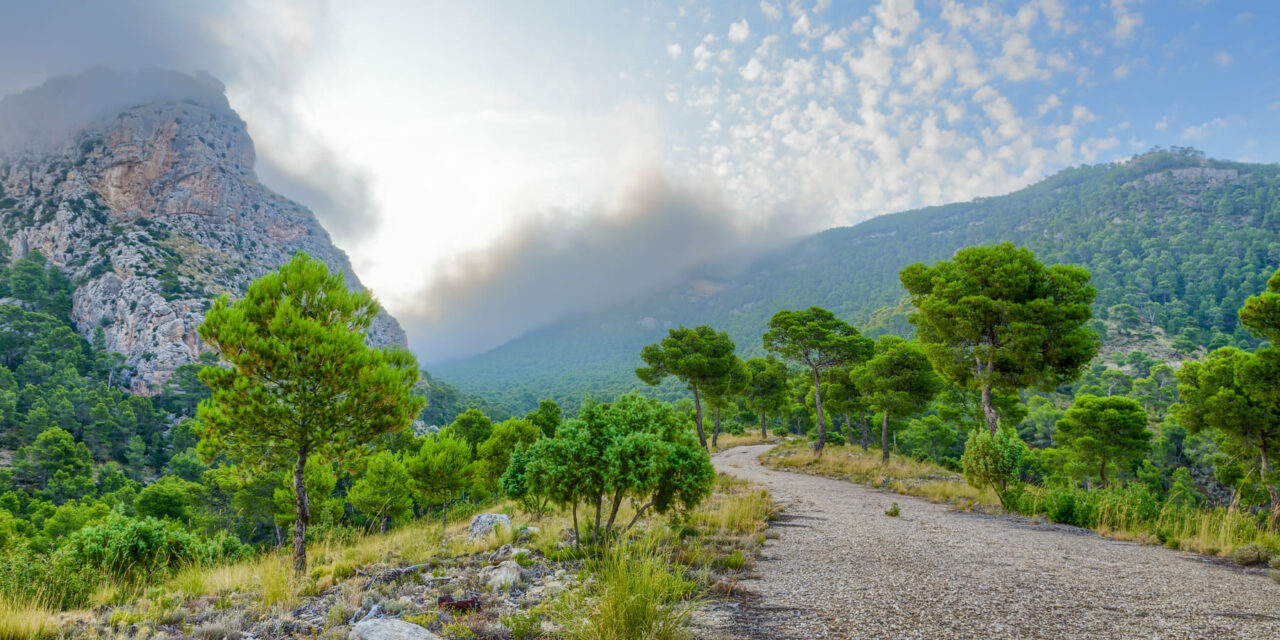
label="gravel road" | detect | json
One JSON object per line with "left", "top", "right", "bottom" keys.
{"left": 709, "top": 444, "right": 1280, "bottom": 639}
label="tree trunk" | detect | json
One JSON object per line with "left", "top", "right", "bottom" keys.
{"left": 692, "top": 387, "right": 707, "bottom": 449}
{"left": 380, "top": 515, "right": 388, "bottom": 534}
{"left": 811, "top": 367, "right": 827, "bottom": 455}
{"left": 977, "top": 356, "right": 999, "bottom": 435}
{"left": 760, "top": 411, "right": 768, "bottom": 439}
{"left": 859, "top": 410, "right": 870, "bottom": 451}
{"left": 571, "top": 501, "right": 580, "bottom": 548}
{"left": 980, "top": 381, "right": 999, "bottom": 435}
{"left": 292, "top": 448, "right": 310, "bottom": 574}
{"left": 593, "top": 494, "right": 603, "bottom": 543}
{"left": 604, "top": 488, "right": 624, "bottom": 538}
{"left": 843, "top": 411, "right": 852, "bottom": 442}
{"left": 881, "top": 411, "right": 891, "bottom": 463}
{"left": 931, "top": 441, "right": 937, "bottom": 464}
{"left": 712, "top": 407, "right": 722, "bottom": 448}
{"left": 1260, "top": 440, "right": 1279, "bottom": 523}
{"left": 1099, "top": 456, "right": 1108, "bottom": 488}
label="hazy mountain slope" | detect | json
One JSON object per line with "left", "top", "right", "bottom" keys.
{"left": 435, "top": 149, "right": 1280, "bottom": 413}
{"left": 0, "top": 70, "right": 405, "bottom": 393}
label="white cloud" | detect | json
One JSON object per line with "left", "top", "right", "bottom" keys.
{"left": 1112, "top": 63, "right": 1130, "bottom": 78}
{"left": 666, "top": 43, "right": 682, "bottom": 59}
{"left": 760, "top": 1, "right": 781, "bottom": 20}
{"left": 740, "top": 57, "right": 764, "bottom": 81}
{"left": 1037, "top": 93, "right": 1061, "bottom": 116}
{"left": 1072, "top": 105, "right": 1095, "bottom": 122}
{"left": 1181, "top": 118, "right": 1226, "bottom": 140}
{"left": 1109, "top": 0, "right": 1142, "bottom": 45}
{"left": 692, "top": 44, "right": 714, "bottom": 71}
{"left": 729, "top": 19, "right": 750, "bottom": 43}
{"left": 822, "top": 31, "right": 846, "bottom": 51}
{"left": 1213, "top": 51, "right": 1233, "bottom": 67}
{"left": 1154, "top": 115, "right": 1169, "bottom": 130}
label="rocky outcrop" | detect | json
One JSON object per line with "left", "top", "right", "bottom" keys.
{"left": 0, "top": 70, "right": 407, "bottom": 393}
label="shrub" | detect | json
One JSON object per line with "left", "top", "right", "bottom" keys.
{"left": 549, "top": 535, "right": 700, "bottom": 640}
{"left": 885, "top": 502, "right": 900, "bottom": 517}
{"left": 62, "top": 516, "right": 247, "bottom": 587}
{"left": 961, "top": 428, "right": 1025, "bottom": 509}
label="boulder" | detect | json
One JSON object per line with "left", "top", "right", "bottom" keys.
{"left": 467, "top": 513, "right": 512, "bottom": 540}
{"left": 480, "top": 560, "right": 522, "bottom": 591}
{"left": 349, "top": 619, "right": 439, "bottom": 640}
{"left": 487, "top": 544, "right": 532, "bottom": 564}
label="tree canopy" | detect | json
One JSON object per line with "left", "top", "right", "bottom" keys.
{"left": 636, "top": 325, "right": 740, "bottom": 449}
{"left": 764, "top": 307, "right": 873, "bottom": 453}
{"left": 901, "top": 243, "right": 1098, "bottom": 435}
{"left": 196, "top": 253, "right": 423, "bottom": 571}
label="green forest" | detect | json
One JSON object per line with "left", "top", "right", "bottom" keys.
{"left": 435, "top": 149, "right": 1280, "bottom": 415}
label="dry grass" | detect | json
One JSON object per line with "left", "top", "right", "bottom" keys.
{"left": 710, "top": 432, "right": 772, "bottom": 452}
{"left": 692, "top": 475, "right": 777, "bottom": 535}
{"left": 765, "top": 441, "right": 998, "bottom": 506}
{"left": 0, "top": 595, "right": 60, "bottom": 640}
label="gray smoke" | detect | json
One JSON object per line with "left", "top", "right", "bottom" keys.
{"left": 0, "top": 0, "right": 378, "bottom": 244}
{"left": 401, "top": 170, "right": 801, "bottom": 364}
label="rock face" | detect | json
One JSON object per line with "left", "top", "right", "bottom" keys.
{"left": 349, "top": 619, "right": 439, "bottom": 640}
{"left": 467, "top": 513, "right": 512, "bottom": 540}
{"left": 0, "top": 70, "right": 407, "bottom": 393}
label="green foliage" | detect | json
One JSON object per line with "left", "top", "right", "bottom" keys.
{"left": 514, "top": 394, "right": 714, "bottom": 544}
{"left": 448, "top": 408, "right": 494, "bottom": 451}
{"left": 1239, "top": 266, "right": 1280, "bottom": 344}
{"left": 961, "top": 428, "right": 1026, "bottom": 509}
{"left": 525, "top": 399, "right": 563, "bottom": 438}
{"left": 1055, "top": 395, "right": 1150, "bottom": 487}
{"left": 742, "top": 356, "right": 791, "bottom": 438}
{"left": 476, "top": 418, "right": 540, "bottom": 491}
{"left": 1176, "top": 346, "right": 1280, "bottom": 504}
{"left": 637, "top": 325, "right": 741, "bottom": 449}
{"left": 348, "top": 451, "right": 414, "bottom": 530}
{"left": 855, "top": 336, "right": 943, "bottom": 461}
{"left": 63, "top": 515, "right": 247, "bottom": 587}
{"left": 405, "top": 430, "right": 474, "bottom": 522}
{"left": 134, "top": 475, "right": 205, "bottom": 521}
{"left": 764, "top": 307, "right": 873, "bottom": 452}
{"left": 885, "top": 502, "right": 900, "bottom": 517}
{"left": 902, "top": 243, "right": 1098, "bottom": 434}
{"left": 196, "top": 252, "right": 424, "bottom": 571}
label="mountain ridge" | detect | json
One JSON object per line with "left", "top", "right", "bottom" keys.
{"left": 0, "top": 69, "right": 406, "bottom": 393}
{"left": 434, "top": 147, "right": 1280, "bottom": 414}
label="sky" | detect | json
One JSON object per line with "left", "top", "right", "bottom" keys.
{"left": 0, "top": 1, "right": 1278, "bottom": 364}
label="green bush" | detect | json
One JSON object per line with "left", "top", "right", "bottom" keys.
{"left": 62, "top": 516, "right": 247, "bottom": 586}
{"left": 961, "top": 428, "right": 1025, "bottom": 509}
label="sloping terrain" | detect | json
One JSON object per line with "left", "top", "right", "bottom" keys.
{"left": 437, "top": 150, "right": 1280, "bottom": 412}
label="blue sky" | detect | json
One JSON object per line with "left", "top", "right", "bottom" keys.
{"left": 1, "top": 1, "right": 1277, "bottom": 361}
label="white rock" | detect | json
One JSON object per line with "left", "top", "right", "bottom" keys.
{"left": 467, "top": 513, "right": 512, "bottom": 539}
{"left": 480, "top": 560, "right": 522, "bottom": 591}
{"left": 349, "top": 619, "right": 439, "bottom": 640}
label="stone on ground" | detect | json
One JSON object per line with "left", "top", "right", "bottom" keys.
{"left": 468, "top": 513, "right": 512, "bottom": 539}
{"left": 350, "top": 618, "right": 440, "bottom": 640}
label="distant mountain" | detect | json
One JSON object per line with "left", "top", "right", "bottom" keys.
{"left": 0, "top": 69, "right": 405, "bottom": 393}
{"left": 435, "top": 148, "right": 1280, "bottom": 414}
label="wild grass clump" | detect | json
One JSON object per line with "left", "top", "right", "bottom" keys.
{"left": 549, "top": 534, "right": 701, "bottom": 640}
{"left": 0, "top": 594, "right": 59, "bottom": 640}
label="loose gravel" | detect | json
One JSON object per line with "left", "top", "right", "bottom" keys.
{"left": 709, "top": 444, "right": 1280, "bottom": 640}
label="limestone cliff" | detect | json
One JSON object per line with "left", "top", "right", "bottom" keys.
{"left": 0, "top": 69, "right": 407, "bottom": 393}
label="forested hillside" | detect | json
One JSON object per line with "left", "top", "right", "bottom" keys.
{"left": 436, "top": 148, "right": 1280, "bottom": 414}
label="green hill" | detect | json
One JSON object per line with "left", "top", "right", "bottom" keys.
{"left": 433, "top": 149, "right": 1280, "bottom": 414}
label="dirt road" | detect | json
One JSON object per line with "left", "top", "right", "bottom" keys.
{"left": 710, "top": 444, "right": 1279, "bottom": 639}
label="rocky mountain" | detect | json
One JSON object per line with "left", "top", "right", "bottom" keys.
{"left": 0, "top": 69, "right": 405, "bottom": 393}
{"left": 435, "top": 148, "right": 1280, "bottom": 414}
